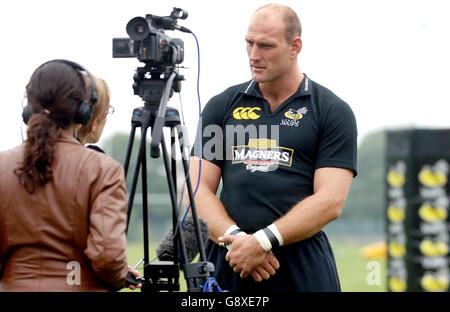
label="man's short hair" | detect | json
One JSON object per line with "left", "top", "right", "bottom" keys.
{"left": 255, "top": 3, "right": 302, "bottom": 42}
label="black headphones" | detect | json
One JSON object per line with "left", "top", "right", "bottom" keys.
{"left": 22, "top": 59, "right": 98, "bottom": 125}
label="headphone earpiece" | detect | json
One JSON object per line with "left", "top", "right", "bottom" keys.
{"left": 22, "top": 59, "right": 97, "bottom": 125}
{"left": 73, "top": 100, "right": 93, "bottom": 125}
{"left": 22, "top": 104, "right": 32, "bottom": 125}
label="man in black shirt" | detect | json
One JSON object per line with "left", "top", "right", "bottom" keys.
{"left": 190, "top": 3, "right": 357, "bottom": 291}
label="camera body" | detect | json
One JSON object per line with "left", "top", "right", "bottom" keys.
{"left": 113, "top": 8, "right": 187, "bottom": 67}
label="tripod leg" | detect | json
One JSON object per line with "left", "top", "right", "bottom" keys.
{"left": 126, "top": 127, "right": 148, "bottom": 233}
{"left": 140, "top": 128, "right": 150, "bottom": 265}
{"left": 171, "top": 127, "right": 177, "bottom": 208}
{"left": 170, "top": 127, "right": 179, "bottom": 265}
{"left": 123, "top": 125, "right": 136, "bottom": 232}
{"left": 123, "top": 125, "right": 136, "bottom": 176}
{"left": 170, "top": 127, "right": 177, "bottom": 190}
{"left": 160, "top": 136, "right": 195, "bottom": 290}
{"left": 176, "top": 125, "right": 208, "bottom": 262}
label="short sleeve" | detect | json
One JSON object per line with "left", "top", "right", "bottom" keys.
{"left": 191, "top": 93, "right": 227, "bottom": 169}
{"left": 315, "top": 99, "right": 358, "bottom": 177}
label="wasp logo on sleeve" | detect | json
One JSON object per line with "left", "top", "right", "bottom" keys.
{"left": 280, "top": 107, "right": 308, "bottom": 127}
{"left": 233, "top": 107, "right": 262, "bottom": 120}
{"left": 232, "top": 138, "right": 293, "bottom": 173}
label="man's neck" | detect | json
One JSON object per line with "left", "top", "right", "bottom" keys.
{"left": 259, "top": 70, "right": 304, "bottom": 112}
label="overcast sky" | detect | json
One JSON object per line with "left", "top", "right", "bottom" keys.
{"left": 1, "top": 0, "right": 449, "bottom": 152}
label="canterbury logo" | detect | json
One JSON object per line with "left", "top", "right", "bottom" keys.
{"left": 233, "top": 107, "right": 262, "bottom": 120}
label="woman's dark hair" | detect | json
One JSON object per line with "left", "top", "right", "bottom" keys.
{"left": 14, "top": 61, "right": 88, "bottom": 193}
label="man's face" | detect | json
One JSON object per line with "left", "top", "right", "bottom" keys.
{"left": 245, "top": 11, "right": 294, "bottom": 84}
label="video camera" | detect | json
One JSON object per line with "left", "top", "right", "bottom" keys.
{"left": 112, "top": 8, "right": 188, "bottom": 66}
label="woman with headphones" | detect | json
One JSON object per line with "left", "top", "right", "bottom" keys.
{"left": 0, "top": 60, "right": 141, "bottom": 291}
{"left": 77, "top": 72, "right": 114, "bottom": 152}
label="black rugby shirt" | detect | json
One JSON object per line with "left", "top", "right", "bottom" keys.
{"left": 193, "top": 74, "right": 357, "bottom": 232}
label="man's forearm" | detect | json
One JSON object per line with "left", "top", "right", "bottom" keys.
{"left": 274, "top": 167, "right": 353, "bottom": 246}
{"left": 193, "top": 188, "right": 236, "bottom": 243}
{"left": 188, "top": 157, "right": 239, "bottom": 244}
{"left": 274, "top": 192, "right": 340, "bottom": 245}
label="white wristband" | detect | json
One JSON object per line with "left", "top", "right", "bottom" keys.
{"left": 267, "top": 223, "right": 284, "bottom": 246}
{"left": 253, "top": 229, "right": 272, "bottom": 251}
{"left": 222, "top": 225, "right": 246, "bottom": 250}
{"left": 224, "top": 225, "right": 240, "bottom": 237}
{"left": 253, "top": 224, "right": 284, "bottom": 252}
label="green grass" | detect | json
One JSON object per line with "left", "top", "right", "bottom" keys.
{"left": 331, "top": 239, "right": 387, "bottom": 292}
{"left": 124, "top": 239, "right": 387, "bottom": 292}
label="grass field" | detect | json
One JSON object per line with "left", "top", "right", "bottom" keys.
{"left": 124, "top": 238, "right": 387, "bottom": 292}
{"left": 330, "top": 238, "right": 387, "bottom": 292}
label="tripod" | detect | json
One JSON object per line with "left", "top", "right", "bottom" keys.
{"left": 123, "top": 67, "right": 214, "bottom": 292}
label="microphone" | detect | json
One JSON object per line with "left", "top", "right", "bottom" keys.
{"left": 174, "top": 24, "right": 191, "bottom": 33}
{"left": 156, "top": 214, "right": 209, "bottom": 263}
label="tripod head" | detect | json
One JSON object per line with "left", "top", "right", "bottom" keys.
{"left": 133, "top": 64, "right": 184, "bottom": 105}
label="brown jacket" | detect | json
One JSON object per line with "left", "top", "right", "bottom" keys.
{"left": 0, "top": 132, "right": 128, "bottom": 291}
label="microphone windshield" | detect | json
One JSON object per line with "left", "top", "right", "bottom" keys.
{"left": 156, "top": 214, "right": 209, "bottom": 263}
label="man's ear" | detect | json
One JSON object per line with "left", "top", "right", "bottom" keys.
{"left": 290, "top": 37, "right": 302, "bottom": 56}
